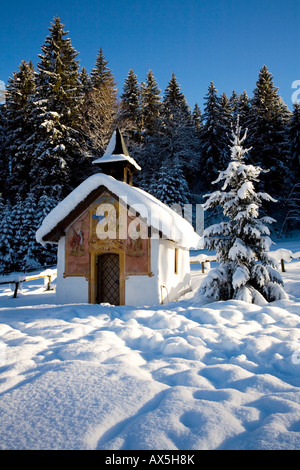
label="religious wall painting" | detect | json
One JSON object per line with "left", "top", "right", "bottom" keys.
{"left": 90, "top": 192, "right": 121, "bottom": 242}
{"left": 125, "top": 212, "right": 150, "bottom": 275}
{"left": 65, "top": 210, "right": 90, "bottom": 276}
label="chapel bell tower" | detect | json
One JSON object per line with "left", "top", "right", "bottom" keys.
{"left": 92, "top": 128, "right": 141, "bottom": 185}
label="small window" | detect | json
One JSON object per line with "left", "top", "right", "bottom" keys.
{"left": 174, "top": 248, "right": 178, "bottom": 274}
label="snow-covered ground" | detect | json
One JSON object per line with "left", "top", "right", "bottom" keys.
{"left": 0, "top": 236, "right": 300, "bottom": 450}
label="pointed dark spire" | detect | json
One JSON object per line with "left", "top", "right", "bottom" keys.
{"left": 92, "top": 128, "right": 141, "bottom": 185}
{"left": 112, "top": 128, "right": 130, "bottom": 156}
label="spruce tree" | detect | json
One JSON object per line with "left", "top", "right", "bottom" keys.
{"left": 28, "top": 192, "right": 57, "bottom": 268}
{"left": 0, "top": 202, "right": 14, "bottom": 273}
{"left": 140, "top": 70, "right": 162, "bottom": 136}
{"left": 281, "top": 103, "right": 300, "bottom": 233}
{"left": 236, "top": 90, "right": 251, "bottom": 130}
{"left": 135, "top": 71, "right": 162, "bottom": 189}
{"left": 197, "top": 81, "right": 224, "bottom": 194}
{"left": 29, "top": 16, "right": 87, "bottom": 201}
{"left": 81, "top": 48, "right": 118, "bottom": 155}
{"left": 150, "top": 157, "right": 190, "bottom": 208}
{"left": 21, "top": 192, "right": 41, "bottom": 271}
{"left": 0, "top": 105, "right": 7, "bottom": 196}
{"left": 160, "top": 73, "right": 195, "bottom": 187}
{"left": 247, "top": 66, "right": 291, "bottom": 202}
{"left": 119, "top": 69, "right": 141, "bottom": 141}
{"left": 9, "top": 196, "right": 27, "bottom": 270}
{"left": 218, "top": 92, "right": 233, "bottom": 168}
{"left": 4, "top": 60, "right": 36, "bottom": 202}
{"left": 79, "top": 66, "right": 90, "bottom": 92}
{"left": 192, "top": 103, "right": 203, "bottom": 132}
{"left": 229, "top": 90, "right": 239, "bottom": 122}
{"left": 289, "top": 103, "right": 300, "bottom": 182}
{"left": 200, "top": 120, "right": 287, "bottom": 304}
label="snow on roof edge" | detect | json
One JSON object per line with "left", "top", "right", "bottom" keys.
{"left": 36, "top": 173, "right": 202, "bottom": 250}
{"left": 92, "top": 154, "right": 142, "bottom": 171}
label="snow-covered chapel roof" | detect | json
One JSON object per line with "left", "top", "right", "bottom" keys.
{"left": 92, "top": 128, "right": 141, "bottom": 171}
{"left": 36, "top": 173, "right": 202, "bottom": 250}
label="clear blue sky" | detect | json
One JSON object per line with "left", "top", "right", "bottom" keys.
{"left": 1, "top": 0, "right": 299, "bottom": 110}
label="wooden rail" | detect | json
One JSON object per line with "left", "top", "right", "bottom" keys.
{"left": 190, "top": 249, "right": 300, "bottom": 274}
{"left": 0, "top": 270, "right": 57, "bottom": 298}
{"left": 190, "top": 255, "right": 216, "bottom": 273}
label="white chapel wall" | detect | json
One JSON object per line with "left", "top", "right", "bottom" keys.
{"left": 158, "top": 239, "right": 191, "bottom": 304}
{"left": 125, "top": 238, "right": 160, "bottom": 306}
{"left": 56, "top": 237, "right": 89, "bottom": 304}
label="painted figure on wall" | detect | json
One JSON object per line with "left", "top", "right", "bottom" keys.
{"left": 65, "top": 211, "right": 90, "bottom": 276}
{"left": 125, "top": 212, "right": 150, "bottom": 274}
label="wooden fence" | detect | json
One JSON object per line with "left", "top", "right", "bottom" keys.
{"left": 0, "top": 269, "right": 57, "bottom": 298}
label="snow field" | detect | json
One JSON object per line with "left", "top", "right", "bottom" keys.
{"left": 0, "top": 257, "right": 300, "bottom": 449}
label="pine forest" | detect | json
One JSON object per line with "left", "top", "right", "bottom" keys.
{"left": 0, "top": 16, "right": 299, "bottom": 274}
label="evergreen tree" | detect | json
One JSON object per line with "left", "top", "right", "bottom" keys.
{"left": 0, "top": 105, "right": 6, "bottom": 195}
{"left": 0, "top": 202, "right": 14, "bottom": 273}
{"left": 28, "top": 16, "right": 88, "bottom": 201}
{"left": 289, "top": 103, "right": 300, "bottom": 182}
{"left": 229, "top": 90, "right": 239, "bottom": 122}
{"left": 160, "top": 73, "right": 196, "bottom": 188}
{"left": 79, "top": 66, "right": 90, "bottom": 92}
{"left": 81, "top": 48, "right": 118, "bottom": 155}
{"left": 218, "top": 92, "right": 233, "bottom": 168}
{"left": 119, "top": 69, "right": 141, "bottom": 141}
{"left": 236, "top": 90, "right": 251, "bottom": 130}
{"left": 135, "top": 71, "right": 162, "bottom": 189}
{"left": 28, "top": 192, "right": 57, "bottom": 268}
{"left": 140, "top": 70, "right": 162, "bottom": 136}
{"left": 150, "top": 157, "right": 190, "bottom": 207}
{"left": 200, "top": 120, "right": 287, "bottom": 304}
{"left": 9, "top": 196, "right": 27, "bottom": 270}
{"left": 21, "top": 192, "right": 41, "bottom": 271}
{"left": 280, "top": 103, "right": 300, "bottom": 233}
{"left": 247, "top": 65, "right": 291, "bottom": 202}
{"left": 4, "top": 60, "right": 36, "bottom": 202}
{"left": 192, "top": 103, "right": 203, "bottom": 132}
{"left": 197, "top": 81, "right": 224, "bottom": 194}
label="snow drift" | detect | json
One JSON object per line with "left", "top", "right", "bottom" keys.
{"left": 0, "top": 248, "right": 300, "bottom": 450}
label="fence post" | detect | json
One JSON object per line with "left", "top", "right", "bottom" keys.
{"left": 13, "top": 282, "right": 19, "bottom": 298}
{"left": 46, "top": 275, "right": 52, "bottom": 291}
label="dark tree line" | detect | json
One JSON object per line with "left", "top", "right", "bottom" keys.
{"left": 0, "top": 16, "right": 299, "bottom": 273}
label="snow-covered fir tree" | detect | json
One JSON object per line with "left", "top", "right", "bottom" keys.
{"left": 218, "top": 92, "right": 233, "bottom": 168}
{"left": 196, "top": 82, "right": 226, "bottom": 194}
{"left": 118, "top": 69, "right": 141, "bottom": 141}
{"left": 160, "top": 73, "right": 196, "bottom": 188}
{"left": 289, "top": 103, "right": 300, "bottom": 182}
{"left": 246, "top": 66, "right": 291, "bottom": 204}
{"left": 135, "top": 70, "right": 162, "bottom": 189}
{"left": 27, "top": 192, "right": 57, "bottom": 268}
{"left": 236, "top": 90, "right": 251, "bottom": 130}
{"left": 192, "top": 103, "right": 203, "bottom": 132}
{"left": 81, "top": 48, "right": 118, "bottom": 155}
{"left": 140, "top": 70, "right": 162, "bottom": 136}
{"left": 150, "top": 157, "right": 190, "bottom": 208}
{"left": 229, "top": 91, "right": 239, "bottom": 121}
{"left": 280, "top": 103, "right": 300, "bottom": 233}
{"left": 200, "top": 119, "right": 287, "bottom": 304}
{"left": 0, "top": 105, "right": 6, "bottom": 193}
{"left": 79, "top": 66, "right": 90, "bottom": 92}
{"left": 0, "top": 202, "right": 15, "bottom": 273}
{"left": 28, "top": 16, "right": 88, "bottom": 201}
{"left": 4, "top": 60, "right": 36, "bottom": 203}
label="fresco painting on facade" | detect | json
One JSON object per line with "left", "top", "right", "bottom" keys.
{"left": 65, "top": 211, "right": 90, "bottom": 277}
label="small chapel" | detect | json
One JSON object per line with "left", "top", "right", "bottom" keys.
{"left": 36, "top": 129, "right": 202, "bottom": 306}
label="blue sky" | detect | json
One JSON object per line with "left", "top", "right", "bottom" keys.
{"left": 1, "top": 0, "right": 299, "bottom": 110}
